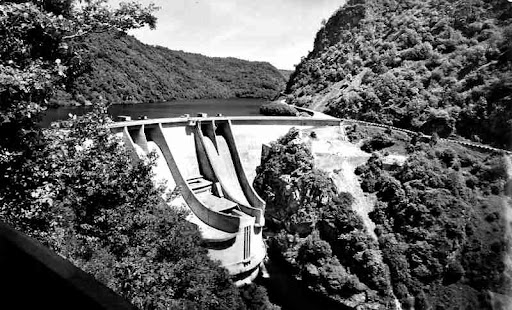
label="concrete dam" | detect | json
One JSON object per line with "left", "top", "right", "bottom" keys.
{"left": 110, "top": 114, "right": 342, "bottom": 285}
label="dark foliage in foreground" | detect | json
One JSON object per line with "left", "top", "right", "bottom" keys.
{"left": 2, "top": 108, "right": 250, "bottom": 309}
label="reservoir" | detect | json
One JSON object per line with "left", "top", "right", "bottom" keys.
{"left": 40, "top": 98, "right": 266, "bottom": 127}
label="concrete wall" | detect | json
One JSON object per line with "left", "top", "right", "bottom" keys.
{"left": 158, "top": 124, "right": 202, "bottom": 180}
{"left": 217, "top": 121, "right": 266, "bottom": 213}
{"left": 113, "top": 116, "right": 343, "bottom": 186}
{"left": 112, "top": 116, "right": 343, "bottom": 284}
{"left": 227, "top": 122, "right": 340, "bottom": 182}
{"left": 148, "top": 124, "right": 241, "bottom": 233}
{"left": 112, "top": 116, "right": 342, "bottom": 183}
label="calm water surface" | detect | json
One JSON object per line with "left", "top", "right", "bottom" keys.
{"left": 40, "top": 98, "right": 266, "bottom": 127}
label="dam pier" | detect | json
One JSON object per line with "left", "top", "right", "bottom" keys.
{"left": 110, "top": 114, "right": 342, "bottom": 284}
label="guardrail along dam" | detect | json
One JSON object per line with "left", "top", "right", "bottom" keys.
{"left": 110, "top": 114, "right": 342, "bottom": 285}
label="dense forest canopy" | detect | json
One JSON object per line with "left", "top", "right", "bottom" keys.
{"left": 53, "top": 31, "right": 286, "bottom": 105}
{"left": 255, "top": 126, "right": 511, "bottom": 309}
{"left": 286, "top": 0, "right": 512, "bottom": 149}
{"left": 355, "top": 136, "right": 510, "bottom": 309}
{"left": 254, "top": 129, "right": 395, "bottom": 309}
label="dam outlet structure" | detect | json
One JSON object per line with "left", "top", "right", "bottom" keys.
{"left": 110, "top": 114, "right": 342, "bottom": 285}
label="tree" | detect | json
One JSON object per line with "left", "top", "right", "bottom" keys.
{"left": 29, "top": 107, "right": 247, "bottom": 309}
{"left": 286, "top": 0, "right": 512, "bottom": 149}
{"left": 0, "top": 0, "right": 157, "bottom": 144}
{"left": 0, "top": 0, "right": 157, "bottom": 232}
{"left": 0, "top": 2, "right": 269, "bottom": 309}
{"left": 254, "top": 129, "right": 394, "bottom": 307}
{"left": 259, "top": 102, "right": 299, "bottom": 116}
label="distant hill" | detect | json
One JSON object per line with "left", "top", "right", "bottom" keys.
{"left": 54, "top": 31, "right": 286, "bottom": 105}
{"left": 286, "top": 0, "right": 512, "bottom": 149}
{"left": 278, "top": 69, "right": 294, "bottom": 82}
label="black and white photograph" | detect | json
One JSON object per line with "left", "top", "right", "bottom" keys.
{"left": 1, "top": 0, "right": 512, "bottom": 309}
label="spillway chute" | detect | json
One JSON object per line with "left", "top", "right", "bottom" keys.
{"left": 117, "top": 120, "right": 267, "bottom": 285}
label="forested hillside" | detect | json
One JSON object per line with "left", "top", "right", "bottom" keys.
{"left": 286, "top": 0, "right": 512, "bottom": 149}
{"left": 278, "top": 69, "right": 294, "bottom": 82}
{"left": 55, "top": 31, "right": 285, "bottom": 105}
{"left": 255, "top": 126, "right": 511, "bottom": 309}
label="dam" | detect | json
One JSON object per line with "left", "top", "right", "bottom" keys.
{"left": 109, "top": 114, "right": 342, "bottom": 285}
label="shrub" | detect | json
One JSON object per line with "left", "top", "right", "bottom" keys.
{"left": 260, "top": 103, "right": 299, "bottom": 116}
{"left": 239, "top": 284, "right": 280, "bottom": 310}
{"left": 361, "top": 133, "right": 395, "bottom": 152}
{"left": 297, "top": 234, "right": 333, "bottom": 264}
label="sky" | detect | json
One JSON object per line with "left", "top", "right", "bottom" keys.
{"left": 111, "top": 0, "right": 346, "bottom": 70}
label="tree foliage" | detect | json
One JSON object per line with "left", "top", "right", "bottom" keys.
{"left": 256, "top": 127, "right": 510, "bottom": 309}
{"left": 254, "top": 129, "right": 394, "bottom": 308}
{"left": 0, "top": 1, "right": 277, "bottom": 309}
{"left": 5, "top": 107, "right": 247, "bottom": 309}
{"left": 0, "top": 0, "right": 158, "bottom": 174}
{"left": 52, "top": 31, "right": 285, "bottom": 105}
{"left": 287, "top": 0, "right": 512, "bottom": 149}
{"left": 0, "top": 0, "right": 158, "bottom": 237}
{"left": 356, "top": 138, "right": 510, "bottom": 308}
{"left": 259, "top": 102, "right": 299, "bottom": 116}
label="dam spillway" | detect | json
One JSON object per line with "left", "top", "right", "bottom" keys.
{"left": 110, "top": 115, "right": 342, "bottom": 285}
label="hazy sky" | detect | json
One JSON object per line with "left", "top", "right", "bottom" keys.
{"left": 113, "top": 0, "right": 345, "bottom": 69}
